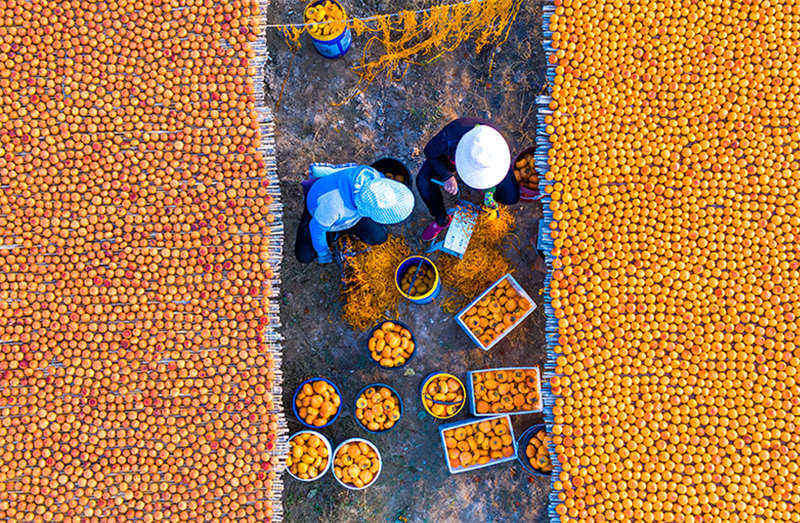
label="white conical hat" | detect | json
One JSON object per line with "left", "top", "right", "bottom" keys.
{"left": 454, "top": 125, "right": 511, "bottom": 190}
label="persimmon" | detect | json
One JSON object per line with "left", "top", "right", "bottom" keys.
{"left": 546, "top": 0, "right": 799, "bottom": 519}
{"left": 399, "top": 263, "right": 435, "bottom": 297}
{"left": 460, "top": 276, "right": 532, "bottom": 347}
{"left": 286, "top": 432, "right": 330, "bottom": 481}
{"left": 524, "top": 429, "right": 552, "bottom": 474}
{"left": 294, "top": 379, "right": 341, "bottom": 427}
{"left": 471, "top": 367, "right": 541, "bottom": 414}
{"left": 421, "top": 373, "right": 465, "bottom": 419}
{"left": 332, "top": 439, "right": 381, "bottom": 489}
{"left": 513, "top": 151, "right": 538, "bottom": 191}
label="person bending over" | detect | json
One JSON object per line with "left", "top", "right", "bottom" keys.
{"left": 295, "top": 164, "right": 414, "bottom": 264}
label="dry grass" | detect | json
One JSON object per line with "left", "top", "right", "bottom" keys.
{"left": 340, "top": 235, "right": 412, "bottom": 330}
{"left": 439, "top": 206, "right": 515, "bottom": 299}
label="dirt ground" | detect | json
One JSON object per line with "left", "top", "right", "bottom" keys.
{"left": 263, "top": 2, "right": 549, "bottom": 521}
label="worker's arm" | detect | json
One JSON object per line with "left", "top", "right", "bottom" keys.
{"left": 423, "top": 134, "right": 455, "bottom": 182}
{"left": 427, "top": 156, "right": 455, "bottom": 182}
{"left": 308, "top": 216, "right": 333, "bottom": 264}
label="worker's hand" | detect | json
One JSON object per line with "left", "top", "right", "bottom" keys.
{"left": 443, "top": 176, "right": 458, "bottom": 195}
{"left": 317, "top": 252, "right": 333, "bottom": 264}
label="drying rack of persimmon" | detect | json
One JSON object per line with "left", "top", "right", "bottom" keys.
{"left": 538, "top": 0, "right": 800, "bottom": 522}
{"left": 0, "top": 0, "right": 288, "bottom": 520}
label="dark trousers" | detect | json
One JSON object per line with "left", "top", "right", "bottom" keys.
{"left": 415, "top": 161, "right": 520, "bottom": 226}
{"left": 294, "top": 205, "right": 388, "bottom": 263}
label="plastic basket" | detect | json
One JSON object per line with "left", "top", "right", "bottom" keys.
{"left": 353, "top": 383, "right": 404, "bottom": 433}
{"left": 419, "top": 372, "right": 466, "bottom": 420}
{"left": 331, "top": 438, "right": 382, "bottom": 490}
{"left": 517, "top": 424, "right": 552, "bottom": 477}
{"left": 454, "top": 274, "right": 537, "bottom": 351}
{"left": 395, "top": 256, "right": 441, "bottom": 304}
{"left": 364, "top": 320, "right": 417, "bottom": 369}
{"left": 513, "top": 146, "right": 541, "bottom": 201}
{"left": 285, "top": 430, "right": 333, "bottom": 482}
{"left": 291, "top": 377, "right": 342, "bottom": 429}
{"left": 438, "top": 415, "right": 518, "bottom": 474}
{"left": 304, "top": 0, "right": 352, "bottom": 59}
{"left": 466, "top": 366, "right": 543, "bottom": 416}
{"left": 371, "top": 157, "right": 411, "bottom": 188}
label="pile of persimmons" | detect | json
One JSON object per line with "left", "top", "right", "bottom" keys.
{"left": 546, "top": 0, "right": 799, "bottom": 521}
{"left": 0, "top": 0, "right": 281, "bottom": 520}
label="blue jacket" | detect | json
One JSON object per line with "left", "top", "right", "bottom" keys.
{"left": 306, "top": 165, "right": 382, "bottom": 260}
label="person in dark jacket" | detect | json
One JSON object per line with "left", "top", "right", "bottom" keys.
{"left": 416, "top": 118, "right": 519, "bottom": 241}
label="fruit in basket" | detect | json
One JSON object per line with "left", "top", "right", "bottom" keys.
{"left": 333, "top": 441, "right": 381, "bottom": 488}
{"left": 460, "top": 278, "right": 532, "bottom": 347}
{"left": 355, "top": 386, "right": 402, "bottom": 431}
{"left": 443, "top": 417, "right": 515, "bottom": 470}
{"left": 295, "top": 380, "right": 341, "bottom": 426}
{"left": 286, "top": 432, "right": 329, "bottom": 480}
{"left": 513, "top": 153, "right": 538, "bottom": 191}
{"left": 304, "top": 1, "right": 346, "bottom": 39}
{"left": 368, "top": 322, "right": 415, "bottom": 367}
{"left": 399, "top": 263, "right": 435, "bottom": 297}
{"left": 471, "top": 368, "right": 540, "bottom": 414}
{"left": 525, "top": 430, "right": 553, "bottom": 473}
{"left": 422, "top": 374, "right": 465, "bottom": 418}
{"left": 382, "top": 171, "right": 406, "bottom": 184}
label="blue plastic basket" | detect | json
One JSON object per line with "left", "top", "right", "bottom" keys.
{"left": 516, "top": 424, "right": 552, "bottom": 478}
{"left": 395, "top": 256, "right": 441, "bottom": 304}
{"left": 419, "top": 372, "right": 466, "bottom": 420}
{"left": 291, "top": 377, "right": 342, "bottom": 429}
{"left": 353, "top": 383, "right": 404, "bottom": 433}
{"left": 365, "top": 320, "right": 417, "bottom": 369}
{"left": 305, "top": 0, "right": 352, "bottom": 59}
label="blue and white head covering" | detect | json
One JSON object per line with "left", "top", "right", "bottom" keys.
{"left": 355, "top": 177, "right": 415, "bottom": 224}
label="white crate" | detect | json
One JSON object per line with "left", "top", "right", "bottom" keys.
{"left": 455, "top": 274, "right": 536, "bottom": 350}
{"left": 466, "top": 366, "right": 543, "bottom": 416}
{"left": 438, "top": 415, "right": 518, "bottom": 474}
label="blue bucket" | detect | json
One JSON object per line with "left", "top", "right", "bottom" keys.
{"left": 310, "top": 27, "right": 351, "bottom": 59}
{"left": 395, "top": 256, "right": 441, "bottom": 304}
{"left": 306, "top": 0, "right": 352, "bottom": 59}
{"left": 517, "top": 424, "right": 552, "bottom": 477}
{"left": 291, "top": 377, "right": 342, "bottom": 429}
{"left": 353, "top": 383, "right": 404, "bottom": 433}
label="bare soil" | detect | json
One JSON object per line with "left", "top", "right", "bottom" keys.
{"left": 264, "top": 2, "right": 549, "bottom": 520}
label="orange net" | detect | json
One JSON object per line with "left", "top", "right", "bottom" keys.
{"left": 281, "top": 0, "right": 523, "bottom": 99}
{"left": 439, "top": 206, "right": 515, "bottom": 299}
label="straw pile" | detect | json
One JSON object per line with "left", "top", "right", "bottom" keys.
{"left": 340, "top": 235, "right": 412, "bottom": 331}
{"left": 439, "top": 206, "right": 515, "bottom": 299}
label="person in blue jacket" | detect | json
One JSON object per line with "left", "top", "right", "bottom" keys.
{"left": 295, "top": 164, "right": 415, "bottom": 264}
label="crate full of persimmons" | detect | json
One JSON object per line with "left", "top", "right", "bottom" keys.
{"left": 466, "top": 366, "right": 543, "bottom": 416}
{"left": 439, "top": 415, "right": 517, "bottom": 473}
{"left": 456, "top": 274, "right": 536, "bottom": 350}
